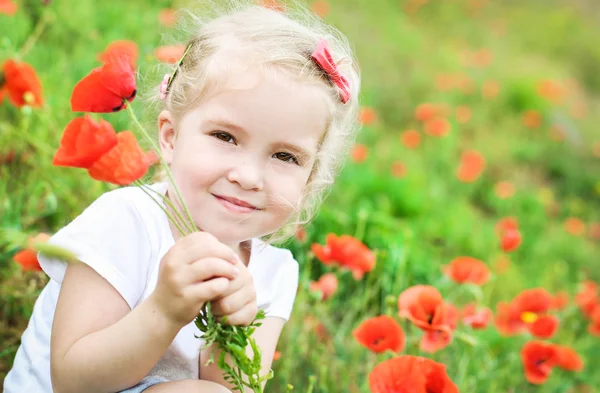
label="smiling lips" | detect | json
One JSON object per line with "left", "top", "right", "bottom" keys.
{"left": 213, "top": 194, "right": 260, "bottom": 214}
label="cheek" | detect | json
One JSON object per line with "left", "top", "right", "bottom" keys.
{"left": 267, "top": 170, "right": 308, "bottom": 214}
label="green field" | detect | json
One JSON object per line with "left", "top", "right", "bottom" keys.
{"left": 1, "top": 0, "right": 600, "bottom": 392}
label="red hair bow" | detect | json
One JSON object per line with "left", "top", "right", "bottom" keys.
{"left": 311, "top": 38, "right": 351, "bottom": 104}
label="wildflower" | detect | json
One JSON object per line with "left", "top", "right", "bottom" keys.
{"left": 98, "top": 40, "right": 138, "bottom": 69}
{"left": 1, "top": 59, "right": 44, "bottom": 108}
{"left": 311, "top": 234, "right": 376, "bottom": 280}
{"left": 461, "top": 304, "right": 492, "bottom": 329}
{"left": 309, "top": 273, "right": 338, "bottom": 301}
{"left": 353, "top": 315, "right": 405, "bottom": 353}
{"left": 442, "top": 256, "right": 490, "bottom": 285}
{"left": 71, "top": 52, "right": 136, "bottom": 113}
{"left": 154, "top": 44, "right": 187, "bottom": 64}
{"left": 369, "top": 356, "right": 458, "bottom": 393}
{"left": 401, "top": 130, "right": 421, "bottom": 149}
{"left": 351, "top": 144, "right": 369, "bottom": 163}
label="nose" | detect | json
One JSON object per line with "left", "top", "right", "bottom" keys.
{"left": 226, "top": 153, "right": 264, "bottom": 191}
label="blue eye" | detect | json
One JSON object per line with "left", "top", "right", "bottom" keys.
{"left": 212, "top": 132, "right": 236, "bottom": 144}
{"left": 273, "top": 152, "right": 299, "bottom": 165}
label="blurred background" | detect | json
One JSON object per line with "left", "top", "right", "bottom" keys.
{"left": 1, "top": 0, "right": 599, "bottom": 392}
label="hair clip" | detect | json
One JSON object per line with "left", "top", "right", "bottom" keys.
{"left": 160, "top": 42, "right": 193, "bottom": 101}
{"left": 311, "top": 38, "right": 351, "bottom": 104}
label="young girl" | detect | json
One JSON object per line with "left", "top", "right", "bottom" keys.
{"left": 3, "top": 1, "right": 360, "bottom": 392}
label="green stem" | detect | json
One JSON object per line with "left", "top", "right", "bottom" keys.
{"left": 134, "top": 181, "right": 188, "bottom": 236}
{"left": 125, "top": 104, "right": 196, "bottom": 231}
{"left": 136, "top": 181, "right": 195, "bottom": 234}
{"left": 18, "top": 11, "right": 52, "bottom": 59}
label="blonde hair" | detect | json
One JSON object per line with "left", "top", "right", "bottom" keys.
{"left": 150, "top": 0, "right": 361, "bottom": 244}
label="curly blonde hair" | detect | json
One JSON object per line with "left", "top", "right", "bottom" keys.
{"left": 149, "top": 0, "right": 361, "bottom": 245}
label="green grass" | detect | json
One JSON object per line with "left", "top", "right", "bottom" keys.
{"left": 2, "top": 0, "right": 600, "bottom": 391}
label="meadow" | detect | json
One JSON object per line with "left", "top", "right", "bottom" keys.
{"left": 1, "top": 0, "right": 600, "bottom": 392}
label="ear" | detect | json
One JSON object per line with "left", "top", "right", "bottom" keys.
{"left": 158, "top": 110, "right": 176, "bottom": 164}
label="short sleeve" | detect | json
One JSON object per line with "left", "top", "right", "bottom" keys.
{"left": 265, "top": 251, "right": 299, "bottom": 322}
{"left": 38, "top": 189, "right": 152, "bottom": 310}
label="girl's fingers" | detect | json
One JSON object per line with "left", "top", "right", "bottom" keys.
{"left": 212, "top": 284, "right": 255, "bottom": 316}
{"left": 184, "top": 277, "right": 231, "bottom": 303}
{"left": 219, "top": 301, "right": 259, "bottom": 326}
{"left": 186, "top": 257, "right": 239, "bottom": 284}
{"left": 180, "top": 232, "right": 240, "bottom": 265}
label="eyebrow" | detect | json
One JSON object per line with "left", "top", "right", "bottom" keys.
{"left": 208, "top": 119, "right": 315, "bottom": 162}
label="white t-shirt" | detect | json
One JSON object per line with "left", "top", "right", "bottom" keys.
{"left": 3, "top": 182, "right": 299, "bottom": 392}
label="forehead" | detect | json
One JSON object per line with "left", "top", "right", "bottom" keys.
{"left": 183, "top": 68, "right": 331, "bottom": 150}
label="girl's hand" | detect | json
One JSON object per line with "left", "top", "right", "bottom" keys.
{"left": 150, "top": 232, "right": 241, "bottom": 328}
{"left": 211, "top": 259, "right": 258, "bottom": 326}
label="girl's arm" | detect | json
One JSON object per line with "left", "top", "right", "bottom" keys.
{"left": 50, "top": 262, "right": 182, "bottom": 393}
{"left": 199, "top": 316, "right": 286, "bottom": 392}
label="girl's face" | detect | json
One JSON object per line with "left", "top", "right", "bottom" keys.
{"left": 158, "top": 70, "right": 330, "bottom": 245}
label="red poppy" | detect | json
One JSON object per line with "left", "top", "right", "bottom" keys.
{"left": 273, "top": 350, "right": 281, "bottom": 361}
{"left": 358, "top": 106, "right": 377, "bottom": 126}
{"left": 154, "top": 44, "right": 186, "bottom": 64}
{"left": 551, "top": 291, "right": 569, "bottom": 310}
{"left": 98, "top": 40, "right": 138, "bottom": 70}
{"left": 415, "top": 103, "right": 446, "bottom": 122}
{"left": 553, "top": 344, "right": 584, "bottom": 371}
{"left": 309, "top": 273, "right": 338, "bottom": 301}
{"left": 442, "top": 256, "right": 490, "bottom": 285}
{"left": 456, "top": 150, "right": 486, "bottom": 182}
{"left": 87, "top": 131, "right": 154, "bottom": 185}
{"left": 500, "top": 228, "right": 522, "bottom": 252}
{"left": 564, "top": 217, "right": 586, "bottom": 236}
{"left": 53, "top": 115, "right": 118, "bottom": 169}
{"left": 495, "top": 288, "right": 557, "bottom": 338}
{"left": 13, "top": 233, "right": 50, "bottom": 272}
{"left": 260, "top": 0, "right": 286, "bottom": 12}
{"left": 424, "top": 117, "right": 451, "bottom": 137}
{"left": 71, "top": 52, "right": 136, "bottom": 113}
{"left": 523, "top": 110, "right": 542, "bottom": 129}
{"left": 494, "top": 181, "right": 515, "bottom": 199}
{"left": 311, "top": 234, "right": 376, "bottom": 280}
{"left": 401, "top": 130, "right": 421, "bottom": 149}
{"left": 0, "top": 0, "right": 17, "bottom": 15}
{"left": 495, "top": 216, "right": 519, "bottom": 235}
{"left": 295, "top": 227, "right": 307, "bottom": 242}
{"left": 481, "top": 80, "right": 500, "bottom": 99}
{"left": 461, "top": 303, "right": 492, "bottom": 329}
{"left": 351, "top": 144, "right": 369, "bottom": 163}
{"left": 369, "top": 356, "right": 458, "bottom": 393}
{"left": 2, "top": 59, "right": 44, "bottom": 107}
{"left": 589, "top": 306, "right": 600, "bottom": 336}
{"left": 158, "top": 8, "right": 178, "bottom": 27}
{"left": 528, "top": 315, "right": 559, "bottom": 339}
{"left": 521, "top": 341, "right": 557, "bottom": 384}
{"left": 537, "top": 80, "right": 565, "bottom": 104}
{"left": 575, "top": 280, "right": 598, "bottom": 318}
{"left": 353, "top": 315, "right": 405, "bottom": 353}
{"left": 494, "top": 301, "right": 523, "bottom": 335}
{"left": 391, "top": 161, "right": 406, "bottom": 178}
{"left": 311, "top": 0, "right": 330, "bottom": 17}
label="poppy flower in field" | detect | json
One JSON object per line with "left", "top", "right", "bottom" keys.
{"left": 435, "top": 73, "right": 456, "bottom": 91}
{"left": 494, "top": 181, "right": 515, "bottom": 199}
{"left": 424, "top": 117, "right": 451, "bottom": 137}
{"left": 456, "top": 150, "right": 486, "bottom": 182}
{"left": 521, "top": 341, "right": 557, "bottom": 384}
{"left": 401, "top": 130, "right": 421, "bottom": 149}
{"left": 369, "top": 356, "right": 458, "bottom": 393}
{"left": 154, "top": 44, "right": 186, "bottom": 64}
{"left": 309, "top": 272, "right": 338, "bottom": 301}
{"left": 494, "top": 301, "right": 523, "bottom": 335}
{"left": 0, "top": 0, "right": 17, "bottom": 15}
{"left": 527, "top": 315, "right": 559, "bottom": 339}
{"left": 13, "top": 233, "right": 51, "bottom": 272}
{"left": 71, "top": 52, "right": 136, "bottom": 113}
{"left": 442, "top": 256, "right": 490, "bottom": 285}
{"left": 415, "top": 103, "right": 448, "bottom": 122}
{"left": 295, "top": 226, "right": 307, "bottom": 242}
{"left": 588, "top": 306, "right": 600, "bottom": 336}
{"left": 260, "top": 0, "right": 286, "bottom": 12}
{"left": 353, "top": 315, "right": 405, "bottom": 353}
{"left": 98, "top": 40, "right": 138, "bottom": 69}
{"left": 461, "top": 303, "right": 492, "bottom": 329}
{"left": 495, "top": 216, "right": 519, "bottom": 235}
{"left": 496, "top": 288, "right": 558, "bottom": 338}
{"left": 551, "top": 291, "right": 569, "bottom": 310}
{"left": 481, "top": 80, "right": 500, "bottom": 99}
{"left": 273, "top": 350, "right": 281, "bottom": 361}
{"left": 390, "top": 161, "right": 406, "bottom": 178}
{"left": 158, "top": 8, "right": 178, "bottom": 27}
{"left": 471, "top": 48, "right": 493, "bottom": 68}
{"left": 358, "top": 106, "right": 377, "bottom": 126}
{"left": 563, "top": 217, "right": 586, "bottom": 236}
{"left": 575, "top": 280, "right": 598, "bottom": 318}
{"left": 87, "top": 131, "right": 154, "bottom": 185}
{"left": 311, "top": 0, "right": 330, "bottom": 17}
{"left": 53, "top": 115, "right": 118, "bottom": 168}
{"left": 455, "top": 105, "right": 471, "bottom": 123}
{"left": 303, "top": 315, "right": 330, "bottom": 342}
{"left": 537, "top": 80, "right": 565, "bottom": 104}
{"left": 500, "top": 228, "right": 522, "bottom": 252}
{"left": 351, "top": 144, "right": 368, "bottom": 163}
{"left": 311, "top": 233, "right": 376, "bottom": 280}
{"left": 522, "top": 110, "right": 542, "bottom": 129}
{"left": 2, "top": 59, "right": 44, "bottom": 108}
{"left": 553, "top": 344, "right": 584, "bottom": 372}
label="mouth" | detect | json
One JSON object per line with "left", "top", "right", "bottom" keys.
{"left": 213, "top": 194, "right": 260, "bottom": 214}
